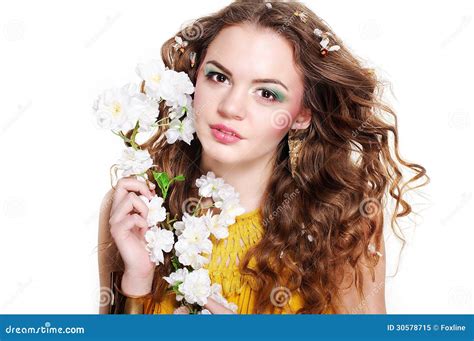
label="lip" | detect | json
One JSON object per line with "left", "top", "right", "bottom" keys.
{"left": 210, "top": 124, "right": 243, "bottom": 138}
{"left": 210, "top": 124, "right": 243, "bottom": 144}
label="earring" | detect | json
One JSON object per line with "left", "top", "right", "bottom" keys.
{"left": 288, "top": 128, "right": 307, "bottom": 178}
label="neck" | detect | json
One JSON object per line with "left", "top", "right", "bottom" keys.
{"left": 199, "top": 152, "right": 275, "bottom": 213}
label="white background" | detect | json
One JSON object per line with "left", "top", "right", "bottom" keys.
{"left": 0, "top": 0, "right": 472, "bottom": 314}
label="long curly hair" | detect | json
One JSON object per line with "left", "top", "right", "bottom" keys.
{"left": 109, "top": 0, "right": 429, "bottom": 314}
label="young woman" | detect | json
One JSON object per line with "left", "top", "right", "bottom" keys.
{"left": 98, "top": 0, "right": 429, "bottom": 314}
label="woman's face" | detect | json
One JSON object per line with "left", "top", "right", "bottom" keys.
{"left": 193, "top": 23, "right": 311, "bottom": 165}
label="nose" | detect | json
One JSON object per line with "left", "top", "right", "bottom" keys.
{"left": 217, "top": 86, "right": 247, "bottom": 121}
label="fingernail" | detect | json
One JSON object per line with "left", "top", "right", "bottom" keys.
{"left": 149, "top": 182, "right": 156, "bottom": 189}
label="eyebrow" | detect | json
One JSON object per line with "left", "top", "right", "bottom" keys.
{"left": 206, "top": 60, "right": 289, "bottom": 92}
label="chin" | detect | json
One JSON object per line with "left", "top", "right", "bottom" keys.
{"left": 198, "top": 137, "right": 242, "bottom": 165}
{"left": 201, "top": 141, "right": 244, "bottom": 165}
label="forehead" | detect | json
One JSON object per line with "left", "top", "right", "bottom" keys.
{"left": 203, "top": 23, "right": 303, "bottom": 83}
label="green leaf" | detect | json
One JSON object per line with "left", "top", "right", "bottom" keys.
{"left": 173, "top": 174, "right": 185, "bottom": 182}
{"left": 171, "top": 256, "right": 181, "bottom": 271}
{"left": 153, "top": 171, "right": 170, "bottom": 199}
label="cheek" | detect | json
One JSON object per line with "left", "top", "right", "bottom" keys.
{"left": 260, "top": 105, "right": 301, "bottom": 140}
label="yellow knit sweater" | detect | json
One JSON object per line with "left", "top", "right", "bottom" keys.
{"left": 152, "top": 207, "right": 332, "bottom": 314}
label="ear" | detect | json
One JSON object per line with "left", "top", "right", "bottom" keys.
{"left": 290, "top": 107, "right": 312, "bottom": 130}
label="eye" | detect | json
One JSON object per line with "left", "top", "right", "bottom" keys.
{"left": 256, "top": 88, "right": 278, "bottom": 103}
{"left": 205, "top": 71, "right": 230, "bottom": 84}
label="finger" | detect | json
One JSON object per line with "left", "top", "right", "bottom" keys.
{"left": 173, "top": 306, "right": 190, "bottom": 314}
{"left": 110, "top": 192, "right": 149, "bottom": 224}
{"left": 112, "top": 177, "right": 154, "bottom": 211}
{"left": 203, "top": 298, "right": 234, "bottom": 314}
{"left": 111, "top": 213, "right": 148, "bottom": 239}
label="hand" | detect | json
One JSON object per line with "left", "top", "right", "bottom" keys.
{"left": 172, "top": 298, "right": 236, "bottom": 314}
{"left": 204, "top": 298, "right": 235, "bottom": 314}
{"left": 109, "top": 176, "right": 156, "bottom": 277}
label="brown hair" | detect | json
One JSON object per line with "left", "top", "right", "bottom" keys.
{"left": 106, "top": 0, "right": 429, "bottom": 314}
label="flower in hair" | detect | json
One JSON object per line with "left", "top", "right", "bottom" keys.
{"left": 368, "top": 242, "right": 383, "bottom": 257}
{"left": 189, "top": 51, "right": 197, "bottom": 68}
{"left": 173, "top": 35, "right": 188, "bottom": 53}
{"left": 314, "top": 28, "right": 340, "bottom": 57}
{"left": 293, "top": 11, "right": 307, "bottom": 23}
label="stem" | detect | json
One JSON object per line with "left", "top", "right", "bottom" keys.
{"left": 112, "top": 130, "right": 131, "bottom": 143}
{"left": 129, "top": 121, "right": 140, "bottom": 150}
{"left": 192, "top": 197, "right": 203, "bottom": 217}
{"left": 111, "top": 125, "right": 139, "bottom": 150}
{"left": 156, "top": 117, "right": 170, "bottom": 124}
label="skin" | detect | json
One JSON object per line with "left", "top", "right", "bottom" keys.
{"left": 193, "top": 23, "right": 312, "bottom": 215}
{"left": 102, "top": 22, "right": 386, "bottom": 314}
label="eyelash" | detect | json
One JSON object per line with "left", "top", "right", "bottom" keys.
{"left": 205, "top": 71, "right": 280, "bottom": 103}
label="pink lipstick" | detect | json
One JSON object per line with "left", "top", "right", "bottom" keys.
{"left": 210, "top": 124, "right": 243, "bottom": 144}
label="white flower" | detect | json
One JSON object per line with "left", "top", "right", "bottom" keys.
{"left": 203, "top": 210, "right": 229, "bottom": 240}
{"left": 178, "top": 252, "right": 210, "bottom": 270}
{"left": 214, "top": 183, "right": 239, "bottom": 208}
{"left": 368, "top": 242, "right": 383, "bottom": 257}
{"left": 135, "top": 60, "right": 195, "bottom": 108}
{"left": 195, "top": 172, "right": 225, "bottom": 199}
{"left": 168, "top": 94, "right": 194, "bottom": 120}
{"left": 178, "top": 268, "right": 212, "bottom": 306}
{"left": 144, "top": 226, "right": 174, "bottom": 265}
{"left": 164, "top": 268, "right": 189, "bottom": 286}
{"left": 163, "top": 268, "right": 189, "bottom": 301}
{"left": 164, "top": 115, "right": 195, "bottom": 145}
{"left": 175, "top": 215, "right": 212, "bottom": 252}
{"left": 134, "top": 93, "right": 159, "bottom": 132}
{"left": 172, "top": 220, "right": 185, "bottom": 237}
{"left": 139, "top": 195, "right": 167, "bottom": 227}
{"left": 135, "top": 60, "right": 167, "bottom": 101}
{"left": 219, "top": 197, "right": 246, "bottom": 225}
{"left": 117, "top": 147, "right": 153, "bottom": 177}
{"left": 93, "top": 83, "right": 142, "bottom": 132}
{"left": 174, "top": 215, "right": 213, "bottom": 268}
{"left": 161, "top": 70, "right": 195, "bottom": 108}
{"left": 172, "top": 36, "right": 188, "bottom": 52}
